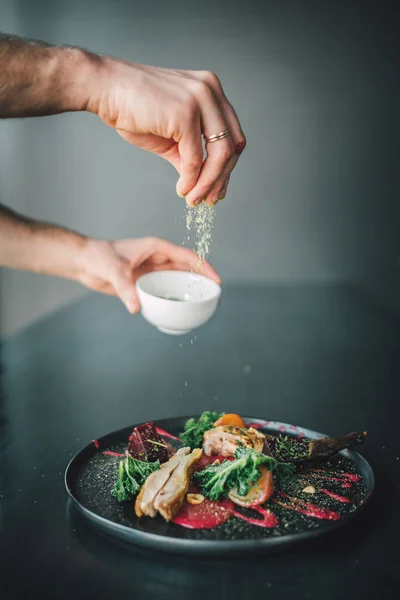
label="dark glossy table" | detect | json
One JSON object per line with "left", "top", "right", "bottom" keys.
{"left": 1, "top": 285, "right": 399, "bottom": 599}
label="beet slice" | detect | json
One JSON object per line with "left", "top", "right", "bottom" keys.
{"left": 172, "top": 486, "right": 234, "bottom": 529}
{"left": 127, "top": 421, "right": 169, "bottom": 463}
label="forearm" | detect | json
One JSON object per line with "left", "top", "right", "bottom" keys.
{"left": 0, "top": 204, "right": 87, "bottom": 281}
{"left": 0, "top": 33, "right": 99, "bottom": 118}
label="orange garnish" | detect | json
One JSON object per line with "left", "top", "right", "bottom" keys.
{"left": 214, "top": 413, "right": 246, "bottom": 428}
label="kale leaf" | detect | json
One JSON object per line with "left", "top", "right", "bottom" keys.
{"left": 193, "top": 446, "right": 294, "bottom": 500}
{"left": 179, "top": 411, "right": 222, "bottom": 449}
{"left": 111, "top": 455, "right": 160, "bottom": 502}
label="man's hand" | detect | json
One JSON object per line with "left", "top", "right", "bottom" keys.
{"left": 0, "top": 34, "right": 246, "bottom": 205}
{"left": 78, "top": 237, "right": 221, "bottom": 313}
{"left": 0, "top": 205, "right": 220, "bottom": 314}
{"left": 87, "top": 61, "right": 246, "bottom": 206}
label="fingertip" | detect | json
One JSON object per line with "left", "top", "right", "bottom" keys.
{"left": 122, "top": 297, "right": 140, "bottom": 314}
{"left": 125, "top": 302, "right": 134, "bottom": 314}
{"left": 176, "top": 184, "right": 185, "bottom": 199}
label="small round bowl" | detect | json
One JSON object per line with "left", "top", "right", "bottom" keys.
{"left": 136, "top": 271, "right": 221, "bottom": 335}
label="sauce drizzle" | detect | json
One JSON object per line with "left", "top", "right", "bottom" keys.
{"left": 320, "top": 489, "right": 351, "bottom": 504}
{"left": 307, "top": 470, "right": 360, "bottom": 483}
{"left": 275, "top": 492, "right": 340, "bottom": 521}
{"left": 155, "top": 427, "right": 181, "bottom": 442}
{"left": 233, "top": 506, "right": 278, "bottom": 528}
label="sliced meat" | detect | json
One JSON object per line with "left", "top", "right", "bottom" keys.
{"left": 203, "top": 426, "right": 265, "bottom": 457}
{"left": 154, "top": 448, "right": 203, "bottom": 521}
{"left": 135, "top": 447, "right": 190, "bottom": 517}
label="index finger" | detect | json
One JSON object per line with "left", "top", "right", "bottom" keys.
{"left": 153, "top": 240, "right": 221, "bottom": 284}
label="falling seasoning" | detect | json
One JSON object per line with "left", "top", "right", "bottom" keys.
{"left": 185, "top": 203, "right": 215, "bottom": 271}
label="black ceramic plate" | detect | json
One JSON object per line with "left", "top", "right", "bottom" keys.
{"left": 65, "top": 417, "right": 374, "bottom": 556}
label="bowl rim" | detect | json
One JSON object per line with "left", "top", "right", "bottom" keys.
{"left": 136, "top": 270, "right": 221, "bottom": 305}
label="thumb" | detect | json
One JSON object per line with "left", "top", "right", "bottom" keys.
{"left": 111, "top": 265, "right": 140, "bottom": 314}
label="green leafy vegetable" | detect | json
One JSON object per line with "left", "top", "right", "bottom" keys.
{"left": 194, "top": 446, "right": 294, "bottom": 501}
{"left": 111, "top": 455, "right": 160, "bottom": 502}
{"left": 267, "top": 435, "right": 309, "bottom": 461}
{"left": 179, "top": 411, "right": 222, "bottom": 449}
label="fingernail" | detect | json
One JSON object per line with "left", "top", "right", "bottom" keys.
{"left": 176, "top": 189, "right": 185, "bottom": 198}
{"left": 193, "top": 198, "right": 203, "bottom": 206}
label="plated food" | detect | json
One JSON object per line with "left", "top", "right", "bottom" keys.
{"left": 109, "top": 411, "right": 367, "bottom": 530}
{"left": 66, "top": 414, "right": 373, "bottom": 555}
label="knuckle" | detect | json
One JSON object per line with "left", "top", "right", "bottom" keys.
{"left": 190, "top": 79, "right": 212, "bottom": 101}
{"left": 185, "top": 156, "right": 203, "bottom": 172}
{"left": 200, "top": 70, "right": 221, "bottom": 89}
{"left": 237, "top": 135, "right": 247, "bottom": 148}
{"left": 215, "top": 144, "right": 233, "bottom": 164}
{"left": 235, "top": 135, "right": 247, "bottom": 154}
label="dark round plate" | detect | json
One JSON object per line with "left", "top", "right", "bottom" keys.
{"left": 65, "top": 416, "right": 374, "bottom": 556}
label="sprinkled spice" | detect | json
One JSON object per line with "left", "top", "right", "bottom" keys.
{"left": 185, "top": 203, "right": 215, "bottom": 271}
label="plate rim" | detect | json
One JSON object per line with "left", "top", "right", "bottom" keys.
{"left": 65, "top": 416, "right": 375, "bottom": 555}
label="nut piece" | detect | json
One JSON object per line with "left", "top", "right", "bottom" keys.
{"left": 302, "top": 485, "right": 316, "bottom": 494}
{"left": 186, "top": 493, "right": 205, "bottom": 505}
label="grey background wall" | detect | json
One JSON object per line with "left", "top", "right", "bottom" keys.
{"left": 0, "top": 0, "right": 398, "bottom": 337}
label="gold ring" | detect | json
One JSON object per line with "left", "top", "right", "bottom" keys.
{"left": 204, "top": 128, "right": 230, "bottom": 143}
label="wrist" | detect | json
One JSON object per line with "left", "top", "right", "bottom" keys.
{"left": 26, "top": 220, "right": 88, "bottom": 281}
{"left": 83, "top": 54, "right": 122, "bottom": 117}
{"left": 55, "top": 46, "right": 103, "bottom": 113}
{"left": 76, "top": 237, "right": 112, "bottom": 283}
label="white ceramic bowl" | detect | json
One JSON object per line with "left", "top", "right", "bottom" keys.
{"left": 136, "top": 270, "right": 221, "bottom": 335}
